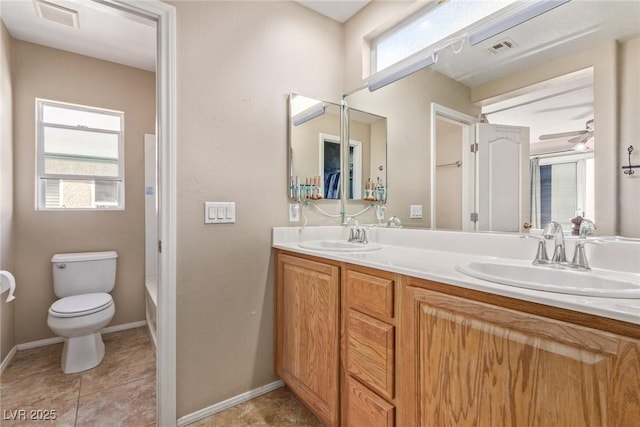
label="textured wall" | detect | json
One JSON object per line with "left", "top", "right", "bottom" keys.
{"left": 0, "top": 20, "right": 15, "bottom": 362}
{"left": 170, "top": 1, "right": 343, "bottom": 417}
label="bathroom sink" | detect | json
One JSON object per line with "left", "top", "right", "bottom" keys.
{"left": 456, "top": 261, "right": 640, "bottom": 298}
{"left": 298, "top": 240, "right": 382, "bottom": 252}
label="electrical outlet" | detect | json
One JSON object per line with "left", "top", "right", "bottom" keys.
{"left": 410, "top": 204, "right": 423, "bottom": 219}
{"left": 289, "top": 203, "right": 300, "bottom": 222}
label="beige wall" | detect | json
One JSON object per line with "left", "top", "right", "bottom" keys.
{"left": 619, "top": 37, "right": 640, "bottom": 237}
{"left": 0, "top": 20, "right": 15, "bottom": 362}
{"left": 435, "top": 118, "right": 463, "bottom": 230}
{"left": 12, "top": 41, "right": 155, "bottom": 343}
{"left": 170, "top": 1, "right": 343, "bottom": 417}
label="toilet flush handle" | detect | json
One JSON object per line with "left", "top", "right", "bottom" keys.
{"left": 56, "top": 263, "right": 67, "bottom": 269}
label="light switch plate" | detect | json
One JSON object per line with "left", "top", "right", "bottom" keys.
{"left": 205, "top": 202, "right": 236, "bottom": 224}
{"left": 410, "top": 204, "right": 423, "bottom": 219}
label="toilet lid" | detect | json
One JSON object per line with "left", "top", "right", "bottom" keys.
{"left": 49, "top": 293, "right": 113, "bottom": 318}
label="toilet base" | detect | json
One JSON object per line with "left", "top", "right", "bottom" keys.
{"left": 61, "top": 332, "right": 105, "bottom": 374}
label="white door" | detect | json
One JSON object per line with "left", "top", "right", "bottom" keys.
{"left": 475, "top": 123, "right": 530, "bottom": 232}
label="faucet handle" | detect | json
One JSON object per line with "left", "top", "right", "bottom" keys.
{"left": 579, "top": 219, "right": 596, "bottom": 237}
{"left": 521, "top": 235, "right": 549, "bottom": 265}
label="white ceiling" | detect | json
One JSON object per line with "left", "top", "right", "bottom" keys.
{"left": 0, "top": 0, "right": 156, "bottom": 71}
{"left": 295, "top": 0, "right": 370, "bottom": 23}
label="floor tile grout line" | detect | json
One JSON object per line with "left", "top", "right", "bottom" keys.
{"left": 77, "top": 369, "right": 156, "bottom": 400}
{"left": 74, "top": 375, "right": 82, "bottom": 427}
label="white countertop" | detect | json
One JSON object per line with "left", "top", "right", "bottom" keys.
{"left": 273, "top": 226, "right": 640, "bottom": 326}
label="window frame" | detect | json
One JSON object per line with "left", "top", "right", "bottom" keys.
{"left": 36, "top": 98, "right": 125, "bottom": 211}
{"left": 369, "top": 0, "right": 518, "bottom": 74}
{"left": 536, "top": 151, "right": 595, "bottom": 229}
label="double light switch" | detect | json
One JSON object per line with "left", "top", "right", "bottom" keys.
{"left": 205, "top": 202, "right": 235, "bottom": 224}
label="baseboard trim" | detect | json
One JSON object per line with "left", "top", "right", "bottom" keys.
{"left": 15, "top": 320, "right": 148, "bottom": 351}
{"left": 177, "top": 380, "right": 285, "bottom": 426}
{"left": 0, "top": 345, "right": 17, "bottom": 375}
{"left": 103, "top": 320, "right": 147, "bottom": 334}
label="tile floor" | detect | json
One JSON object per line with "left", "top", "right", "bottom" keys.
{"left": 187, "top": 387, "right": 323, "bottom": 427}
{"left": 1, "top": 327, "right": 321, "bottom": 427}
{"left": 1, "top": 327, "right": 156, "bottom": 427}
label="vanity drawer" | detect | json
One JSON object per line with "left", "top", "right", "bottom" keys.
{"left": 346, "top": 269, "right": 394, "bottom": 321}
{"left": 346, "top": 309, "right": 395, "bottom": 400}
{"left": 346, "top": 376, "right": 394, "bottom": 427}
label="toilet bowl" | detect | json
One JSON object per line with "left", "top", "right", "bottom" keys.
{"left": 47, "top": 252, "right": 118, "bottom": 374}
{"left": 48, "top": 294, "right": 115, "bottom": 373}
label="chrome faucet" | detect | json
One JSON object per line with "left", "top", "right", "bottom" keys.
{"left": 386, "top": 216, "right": 402, "bottom": 228}
{"left": 345, "top": 217, "right": 368, "bottom": 244}
{"left": 349, "top": 227, "right": 368, "bottom": 244}
{"left": 571, "top": 219, "right": 596, "bottom": 270}
{"left": 542, "top": 220, "right": 567, "bottom": 263}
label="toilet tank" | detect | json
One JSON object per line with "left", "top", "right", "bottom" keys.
{"left": 51, "top": 251, "right": 118, "bottom": 298}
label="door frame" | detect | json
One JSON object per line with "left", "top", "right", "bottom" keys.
{"left": 93, "top": 1, "right": 177, "bottom": 425}
{"left": 430, "top": 103, "right": 476, "bottom": 230}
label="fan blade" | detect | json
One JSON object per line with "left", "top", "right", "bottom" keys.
{"left": 569, "top": 132, "right": 593, "bottom": 144}
{"left": 539, "top": 130, "right": 587, "bottom": 140}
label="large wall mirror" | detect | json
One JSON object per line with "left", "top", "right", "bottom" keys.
{"left": 289, "top": 93, "right": 388, "bottom": 204}
{"left": 345, "top": 0, "right": 639, "bottom": 236}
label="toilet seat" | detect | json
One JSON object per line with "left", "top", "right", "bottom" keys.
{"left": 49, "top": 293, "right": 113, "bottom": 318}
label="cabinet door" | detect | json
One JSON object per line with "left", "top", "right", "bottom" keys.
{"left": 400, "top": 286, "right": 640, "bottom": 427}
{"left": 276, "top": 253, "right": 340, "bottom": 426}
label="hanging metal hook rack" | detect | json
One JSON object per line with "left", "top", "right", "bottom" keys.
{"left": 622, "top": 145, "right": 639, "bottom": 175}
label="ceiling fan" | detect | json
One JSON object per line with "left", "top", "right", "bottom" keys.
{"left": 539, "top": 119, "right": 594, "bottom": 144}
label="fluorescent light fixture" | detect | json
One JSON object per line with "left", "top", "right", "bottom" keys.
{"left": 469, "top": 0, "right": 570, "bottom": 46}
{"left": 368, "top": 51, "right": 437, "bottom": 92}
{"left": 292, "top": 104, "right": 326, "bottom": 126}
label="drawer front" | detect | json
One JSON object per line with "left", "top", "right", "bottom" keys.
{"left": 346, "top": 269, "right": 394, "bottom": 320}
{"left": 346, "top": 376, "right": 395, "bottom": 427}
{"left": 347, "top": 310, "right": 395, "bottom": 399}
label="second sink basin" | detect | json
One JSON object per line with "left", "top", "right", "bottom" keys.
{"left": 456, "top": 261, "right": 640, "bottom": 298}
{"left": 299, "top": 240, "right": 382, "bottom": 252}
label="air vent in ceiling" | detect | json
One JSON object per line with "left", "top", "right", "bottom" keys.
{"left": 33, "top": 0, "right": 79, "bottom": 29}
{"left": 487, "top": 38, "right": 518, "bottom": 55}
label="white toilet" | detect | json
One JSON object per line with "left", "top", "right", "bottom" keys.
{"left": 47, "top": 251, "right": 117, "bottom": 374}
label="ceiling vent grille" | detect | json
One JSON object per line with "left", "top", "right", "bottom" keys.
{"left": 487, "top": 38, "right": 518, "bottom": 55}
{"left": 33, "top": 0, "right": 79, "bottom": 29}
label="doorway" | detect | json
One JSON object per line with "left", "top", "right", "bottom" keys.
{"left": 430, "top": 103, "right": 476, "bottom": 230}
{"left": 96, "top": 1, "right": 177, "bottom": 424}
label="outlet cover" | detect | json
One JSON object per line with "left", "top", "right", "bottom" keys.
{"left": 289, "top": 203, "right": 300, "bottom": 222}
{"left": 410, "top": 204, "right": 423, "bottom": 219}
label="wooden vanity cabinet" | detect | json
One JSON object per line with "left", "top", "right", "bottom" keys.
{"left": 275, "top": 252, "right": 341, "bottom": 426}
{"left": 399, "top": 278, "right": 640, "bottom": 427}
{"left": 275, "top": 250, "right": 640, "bottom": 427}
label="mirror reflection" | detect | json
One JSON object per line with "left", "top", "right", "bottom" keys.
{"left": 289, "top": 93, "right": 388, "bottom": 203}
{"left": 289, "top": 94, "right": 341, "bottom": 200}
{"left": 345, "top": 107, "right": 388, "bottom": 203}
{"left": 344, "top": 0, "right": 638, "bottom": 236}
